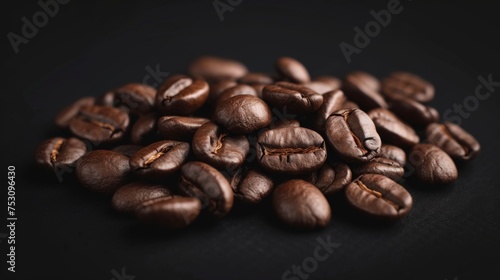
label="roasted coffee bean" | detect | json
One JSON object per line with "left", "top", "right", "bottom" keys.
{"left": 379, "top": 145, "right": 406, "bottom": 167}
{"left": 75, "top": 150, "right": 130, "bottom": 195}
{"left": 157, "top": 116, "right": 210, "bottom": 141}
{"left": 214, "top": 84, "right": 258, "bottom": 109}
{"left": 112, "top": 181, "right": 172, "bottom": 213}
{"left": 238, "top": 72, "right": 274, "bottom": 85}
{"left": 275, "top": 57, "right": 310, "bottom": 83}
{"left": 69, "top": 105, "right": 130, "bottom": 144}
{"left": 131, "top": 113, "right": 157, "bottom": 144}
{"left": 426, "top": 122, "right": 480, "bottom": 161}
{"left": 155, "top": 75, "right": 209, "bottom": 115}
{"left": 368, "top": 108, "right": 419, "bottom": 148}
{"left": 178, "top": 161, "right": 233, "bottom": 217}
{"left": 315, "top": 75, "right": 342, "bottom": 89}
{"left": 270, "top": 119, "right": 300, "bottom": 129}
{"left": 188, "top": 56, "right": 247, "bottom": 81}
{"left": 389, "top": 95, "right": 439, "bottom": 126}
{"left": 325, "top": 108, "right": 381, "bottom": 163}
{"left": 208, "top": 79, "right": 238, "bottom": 104}
{"left": 214, "top": 95, "right": 272, "bottom": 134}
{"left": 342, "top": 71, "right": 387, "bottom": 110}
{"left": 35, "top": 137, "right": 87, "bottom": 170}
{"left": 303, "top": 75, "right": 342, "bottom": 94}
{"left": 263, "top": 82, "right": 323, "bottom": 114}
{"left": 55, "top": 96, "right": 95, "bottom": 128}
{"left": 251, "top": 84, "right": 266, "bottom": 99}
{"left": 352, "top": 157, "right": 405, "bottom": 181}
{"left": 409, "top": 144, "right": 458, "bottom": 184}
{"left": 307, "top": 163, "right": 352, "bottom": 195}
{"left": 272, "top": 179, "right": 331, "bottom": 228}
{"left": 136, "top": 196, "right": 201, "bottom": 229}
{"left": 382, "top": 71, "right": 435, "bottom": 103}
{"left": 130, "top": 140, "right": 190, "bottom": 179}
{"left": 112, "top": 145, "right": 143, "bottom": 158}
{"left": 314, "top": 89, "right": 346, "bottom": 131}
{"left": 257, "top": 127, "right": 327, "bottom": 174}
{"left": 101, "top": 83, "right": 156, "bottom": 115}
{"left": 230, "top": 168, "right": 274, "bottom": 204}
{"left": 345, "top": 174, "right": 412, "bottom": 220}
{"left": 341, "top": 100, "right": 360, "bottom": 109}
{"left": 192, "top": 121, "right": 249, "bottom": 170}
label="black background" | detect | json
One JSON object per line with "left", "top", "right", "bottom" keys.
{"left": 2, "top": 0, "right": 500, "bottom": 279}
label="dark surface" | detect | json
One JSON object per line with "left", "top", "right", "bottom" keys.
{"left": 2, "top": 0, "right": 500, "bottom": 279}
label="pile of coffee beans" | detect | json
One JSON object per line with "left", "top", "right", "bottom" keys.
{"left": 35, "top": 56, "right": 481, "bottom": 230}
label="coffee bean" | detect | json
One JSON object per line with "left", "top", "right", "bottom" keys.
{"left": 157, "top": 116, "right": 210, "bottom": 141}
{"left": 352, "top": 157, "right": 405, "bottom": 181}
{"left": 426, "top": 122, "right": 480, "bottom": 161}
{"left": 382, "top": 71, "right": 435, "bottom": 103}
{"left": 314, "top": 89, "right": 346, "bottom": 131}
{"left": 389, "top": 96, "right": 439, "bottom": 126}
{"left": 272, "top": 179, "right": 331, "bottom": 228}
{"left": 136, "top": 196, "right": 201, "bottom": 229}
{"left": 275, "top": 57, "right": 310, "bottom": 83}
{"left": 178, "top": 161, "right": 233, "bottom": 217}
{"left": 188, "top": 56, "right": 247, "bottom": 81}
{"left": 55, "top": 96, "right": 95, "bottom": 128}
{"left": 341, "top": 100, "right": 360, "bottom": 109}
{"left": 315, "top": 75, "right": 342, "bottom": 89}
{"left": 238, "top": 72, "right": 274, "bottom": 85}
{"left": 75, "top": 150, "right": 130, "bottom": 195}
{"left": 101, "top": 83, "right": 156, "bottom": 115}
{"left": 155, "top": 75, "right": 209, "bottom": 115}
{"left": 368, "top": 108, "right": 419, "bottom": 148}
{"left": 112, "top": 181, "right": 172, "bottom": 213}
{"left": 307, "top": 163, "right": 352, "bottom": 195}
{"left": 192, "top": 121, "right": 249, "bottom": 170}
{"left": 325, "top": 108, "right": 381, "bottom": 163}
{"left": 263, "top": 82, "right": 323, "bottom": 114}
{"left": 303, "top": 75, "right": 342, "bottom": 94}
{"left": 342, "top": 71, "right": 388, "bottom": 110}
{"left": 69, "top": 105, "right": 130, "bottom": 144}
{"left": 257, "top": 127, "right": 327, "bottom": 174}
{"left": 213, "top": 84, "right": 258, "bottom": 109}
{"left": 35, "top": 137, "right": 87, "bottom": 170}
{"left": 130, "top": 140, "right": 190, "bottom": 180}
{"left": 214, "top": 95, "right": 272, "bottom": 134}
{"left": 379, "top": 145, "right": 406, "bottom": 167}
{"left": 112, "top": 145, "right": 143, "bottom": 158}
{"left": 409, "top": 144, "right": 458, "bottom": 184}
{"left": 345, "top": 174, "right": 412, "bottom": 220}
{"left": 229, "top": 168, "right": 274, "bottom": 204}
{"left": 208, "top": 79, "right": 238, "bottom": 104}
{"left": 131, "top": 113, "right": 157, "bottom": 144}
{"left": 270, "top": 119, "right": 300, "bottom": 129}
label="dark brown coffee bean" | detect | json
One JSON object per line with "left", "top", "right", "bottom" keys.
{"left": 54, "top": 97, "right": 95, "bottom": 128}
{"left": 136, "top": 196, "right": 201, "bottom": 229}
{"left": 214, "top": 95, "right": 272, "bottom": 134}
{"left": 208, "top": 79, "right": 238, "bottom": 104}
{"left": 188, "top": 56, "right": 247, "bottom": 81}
{"left": 35, "top": 137, "right": 87, "bottom": 170}
{"left": 352, "top": 157, "right": 405, "bottom": 181}
{"left": 257, "top": 127, "right": 327, "bottom": 174}
{"left": 155, "top": 75, "right": 209, "bottom": 115}
{"left": 314, "top": 75, "right": 342, "bottom": 89}
{"left": 69, "top": 105, "right": 130, "bottom": 144}
{"left": 131, "top": 113, "right": 157, "bottom": 144}
{"left": 157, "top": 116, "right": 210, "bottom": 141}
{"left": 263, "top": 82, "right": 323, "bottom": 114}
{"left": 389, "top": 95, "right": 439, "bottom": 126}
{"left": 101, "top": 83, "right": 156, "bottom": 115}
{"left": 270, "top": 119, "right": 301, "bottom": 129}
{"left": 409, "top": 144, "right": 458, "bottom": 184}
{"left": 238, "top": 72, "right": 274, "bottom": 85}
{"left": 325, "top": 108, "right": 381, "bottom": 163}
{"left": 382, "top": 71, "right": 435, "bottom": 103}
{"left": 111, "top": 181, "right": 172, "bottom": 213}
{"left": 368, "top": 108, "right": 420, "bottom": 148}
{"left": 380, "top": 145, "right": 406, "bottom": 167}
{"left": 130, "top": 140, "right": 190, "bottom": 179}
{"left": 426, "top": 122, "right": 480, "bottom": 161}
{"left": 75, "top": 150, "right": 130, "bottom": 195}
{"left": 314, "top": 89, "right": 346, "bottom": 131}
{"left": 213, "top": 84, "right": 258, "bottom": 109}
{"left": 342, "top": 71, "right": 388, "bottom": 110}
{"left": 307, "top": 163, "right": 352, "bottom": 195}
{"left": 341, "top": 100, "right": 360, "bottom": 109}
{"left": 345, "top": 174, "right": 413, "bottom": 220}
{"left": 275, "top": 57, "right": 310, "bottom": 83}
{"left": 178, "top": 161, "right": 233, "bottom": 217}
{"left": 303, "top": 76, "right": 342, "bottom": 94}
{"left": 192, "top": 121, "right": 249, "bottom": 170}
{"left": 272, "top": 179, "right": 331, "bottom": 229}
{"left": 229, "top": 168, "right": 274, "bottom": 204}
{"left": 112, "top": 145, "right": 143, "bottom": 158}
